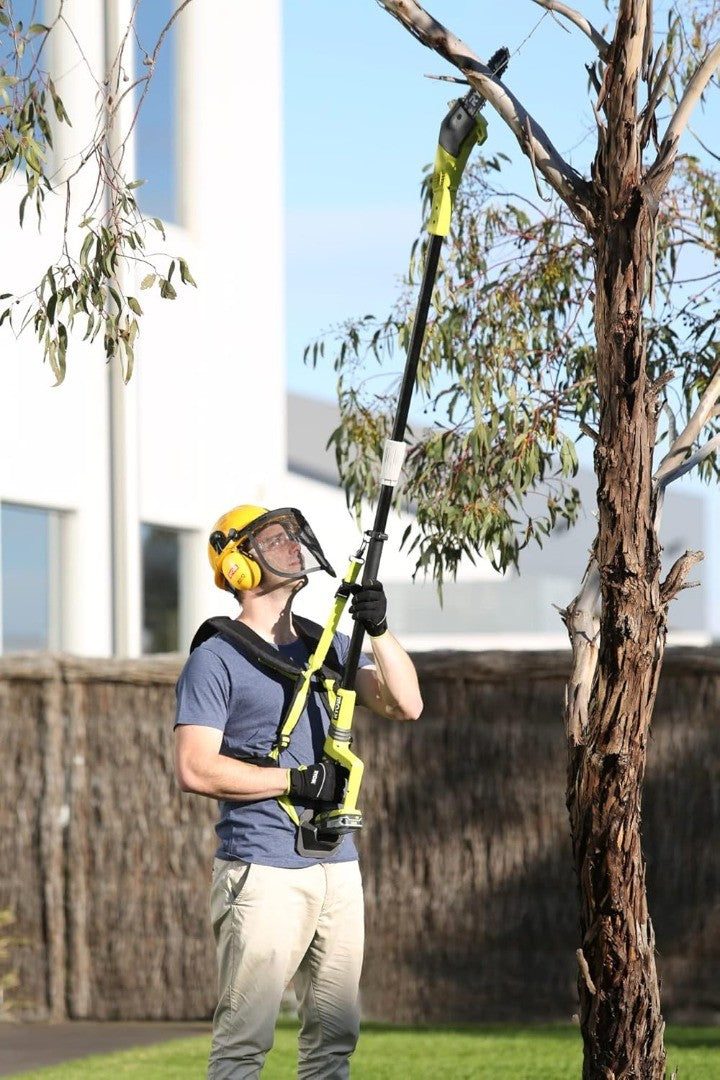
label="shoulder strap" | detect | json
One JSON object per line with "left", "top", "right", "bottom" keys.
{"left": 292, "top": 614, "right": 344, "bottom": 681}
{"left": 189, "top": 616, "right": 303, "bottom": 681}
{"left": 189, "top": 614, "right": 345, "bottom": 685}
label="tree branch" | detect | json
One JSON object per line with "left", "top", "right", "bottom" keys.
{"left": 657, "top": 430, "right": 720, "bottom": 490}
{"left": 654, "top": 360, "right": 720, "bottom": 485}
{"left": 579, "top": 421, "right": 599, "bottom": 442}
{"left": 106, "top": 0, "right": 194, "bottom": 157}
{"left": 647, "top": 40, "right": 720, "bottom": 189}
{"left": 531, "top": 0, "right": 610, "bottom": 59}
{"left": 687, "top": 123, "right": 720, "bottom": 164}
{"left": 52, "top": 0, "right": 194, "bottom": 195}
{"left": 374, "top": 0, "right": 596, "bottom": 229}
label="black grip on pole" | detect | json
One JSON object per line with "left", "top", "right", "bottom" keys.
{"left": 341, "top": 621, "right": 367, "bottom": 693}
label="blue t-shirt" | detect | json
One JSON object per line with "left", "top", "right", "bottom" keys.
{"left": 175, "top": 626, "right": 367, "bottom": 868}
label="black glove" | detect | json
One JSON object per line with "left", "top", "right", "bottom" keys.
{"left": 349, "top": 581, "right": 388, "bottom": 637}
{"left": 287, "top": 761, "right": 348, "bottom": 805}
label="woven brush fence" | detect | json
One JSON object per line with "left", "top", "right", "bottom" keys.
{"left": 1, "top": 648, "right": 719, "bottom": 1023}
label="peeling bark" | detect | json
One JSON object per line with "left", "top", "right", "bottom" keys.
{"left": 660, "top": 550, "right": 704, "bottom": 606}
{"left": 560, "top": 558, "right": 601, "bottom": 747}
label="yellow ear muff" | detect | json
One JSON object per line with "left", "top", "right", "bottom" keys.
{"left": 220, "top": 546, "right": 262, "bottom": 591}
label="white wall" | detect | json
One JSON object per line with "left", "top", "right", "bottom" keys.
{"left": 0, "top": 1, "right": 285, "bottom": 656}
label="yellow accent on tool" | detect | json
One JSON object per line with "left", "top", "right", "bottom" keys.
{"left": 269, "top": 49, "right": 509, "bottom": 855}
{"left": 269, "top": 554, "right": 363, "bottom": 832}
{"left": 429, "top": 112, "right": 488, "bottom": 236}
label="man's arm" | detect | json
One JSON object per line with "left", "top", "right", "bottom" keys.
{"left": 174, "top": 725, "right": 348, "bottom": 805}
{"left": 354, "top": 630, "right": 423, "bottom": 721}
{"left": 174, "top": 724, "right": 289, "bottom": 800}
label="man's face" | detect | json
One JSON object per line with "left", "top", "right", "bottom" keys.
{"left": 252, "top": 520, "right": 305, "bottom": 579}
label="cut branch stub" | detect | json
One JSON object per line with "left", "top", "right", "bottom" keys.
{"left": 660, "top": 550, "right": 704, "bottom": 606}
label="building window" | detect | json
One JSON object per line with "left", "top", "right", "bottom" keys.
{"left": 141, "top": 523, "right": 181, "bottom": 653}
{"left": 1, "top": 503, "right": 62, "bottom": 652}
{"left": 134, "top": 0, "right": 177, "bottom": 223}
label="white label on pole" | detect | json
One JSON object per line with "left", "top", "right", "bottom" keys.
{"left": 380, "top": 440, "right": 407, "bottom": 486}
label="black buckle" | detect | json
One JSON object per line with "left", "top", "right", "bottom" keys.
{"left": 295, "top": 809, "right": 343, "bottom": 858}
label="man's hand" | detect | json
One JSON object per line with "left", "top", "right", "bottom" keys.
{"left": 287, "top": 761, "right": 348, "bottom": 804}
{"left": 349, "top": 581, "right": 388, "bottom": 637}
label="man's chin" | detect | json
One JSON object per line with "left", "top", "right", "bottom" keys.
{"left": 258, "top": 573, "right": 308, "bottom": 597}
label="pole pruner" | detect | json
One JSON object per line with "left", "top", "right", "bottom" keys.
{"left": 293, "top": 48, "right": 510, "bottom": 857}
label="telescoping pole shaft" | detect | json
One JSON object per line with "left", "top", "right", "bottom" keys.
{"left": 339, "top": 66, "right": 512, "bottom": 688}
{"left": 313, "top": 49, "right": 510, "bottom": 845}
{"left": 339, "top": 231, "right": 444, "bottom": 689}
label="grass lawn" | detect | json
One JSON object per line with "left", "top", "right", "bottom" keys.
{"left": 5, "top": 1022, "right": 720, "bottom": 1079}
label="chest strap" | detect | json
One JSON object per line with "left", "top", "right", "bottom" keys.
{"left": 189, "top": 613, "right": 342, "bottom": 830}
{"left": 189, "top": 557, "right": 363, "bottom": 850}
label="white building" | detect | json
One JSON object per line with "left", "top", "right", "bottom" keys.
{"left": 1, "top": 0, "right": 286, "bottom": 656}
{"left": 0, "top": 1, "right": 714, "bottom": 658}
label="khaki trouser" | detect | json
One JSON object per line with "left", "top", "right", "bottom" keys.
{"left": 207, "top": 858, "right": 364, "bottom": 1080}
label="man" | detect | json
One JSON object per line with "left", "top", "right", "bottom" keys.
{"left": 174, "top": 504, "right": 422, "bottom": 1080}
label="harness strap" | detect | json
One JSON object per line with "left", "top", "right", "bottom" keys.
{"left": 190, "top": 556, "right": 363, "bottom": 841}
{"left": 190, "top": 615, "right": 341, "bottom": 681}
{"left": 190, "top": 615, "right": 342, "bottom": 829}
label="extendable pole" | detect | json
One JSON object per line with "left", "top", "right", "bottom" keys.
{"left": 339, "top": 230, "right": 444, "bottom": 690}
{"left": 310, "top": 48, "right": 510, "bottom": 846}
{"left": 339, "top": 61, "right": 513, "bottom": 690}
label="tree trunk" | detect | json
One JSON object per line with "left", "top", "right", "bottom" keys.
{"left": 567, "top": 446, "right": 667, "bottom": 1079}
{"left": 568, "top": 216, "right": 667, "bottom": 1078}
{"left": 566, "top": 4, "right": 668, "bottom": 1075}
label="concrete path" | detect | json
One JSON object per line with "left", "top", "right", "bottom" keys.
{"left": 0, "top": 1021, "right": 211, "bottom": 1076}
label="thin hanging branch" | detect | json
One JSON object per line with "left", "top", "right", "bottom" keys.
{"left": 531, "top": 0, "right": 611, "bottom": 59}
{"left": 0, "top": 1, "right": 197, "bottom": 382}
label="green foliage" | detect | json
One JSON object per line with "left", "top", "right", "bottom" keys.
{"left": 0, "top": 0, "right": 195, "bottom": 383}
{"left": 0, "top": 5, "right": 55, "bottom": 223}
{"left": 316, "top": 155, "right": 592, "bottom": 580}
{"left": 317, "top": 145, "right": 720, "bottom": 583}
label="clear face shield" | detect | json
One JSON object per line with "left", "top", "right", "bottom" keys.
{"left": 238, "top": 508, "right": 335, "bottom": 583}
